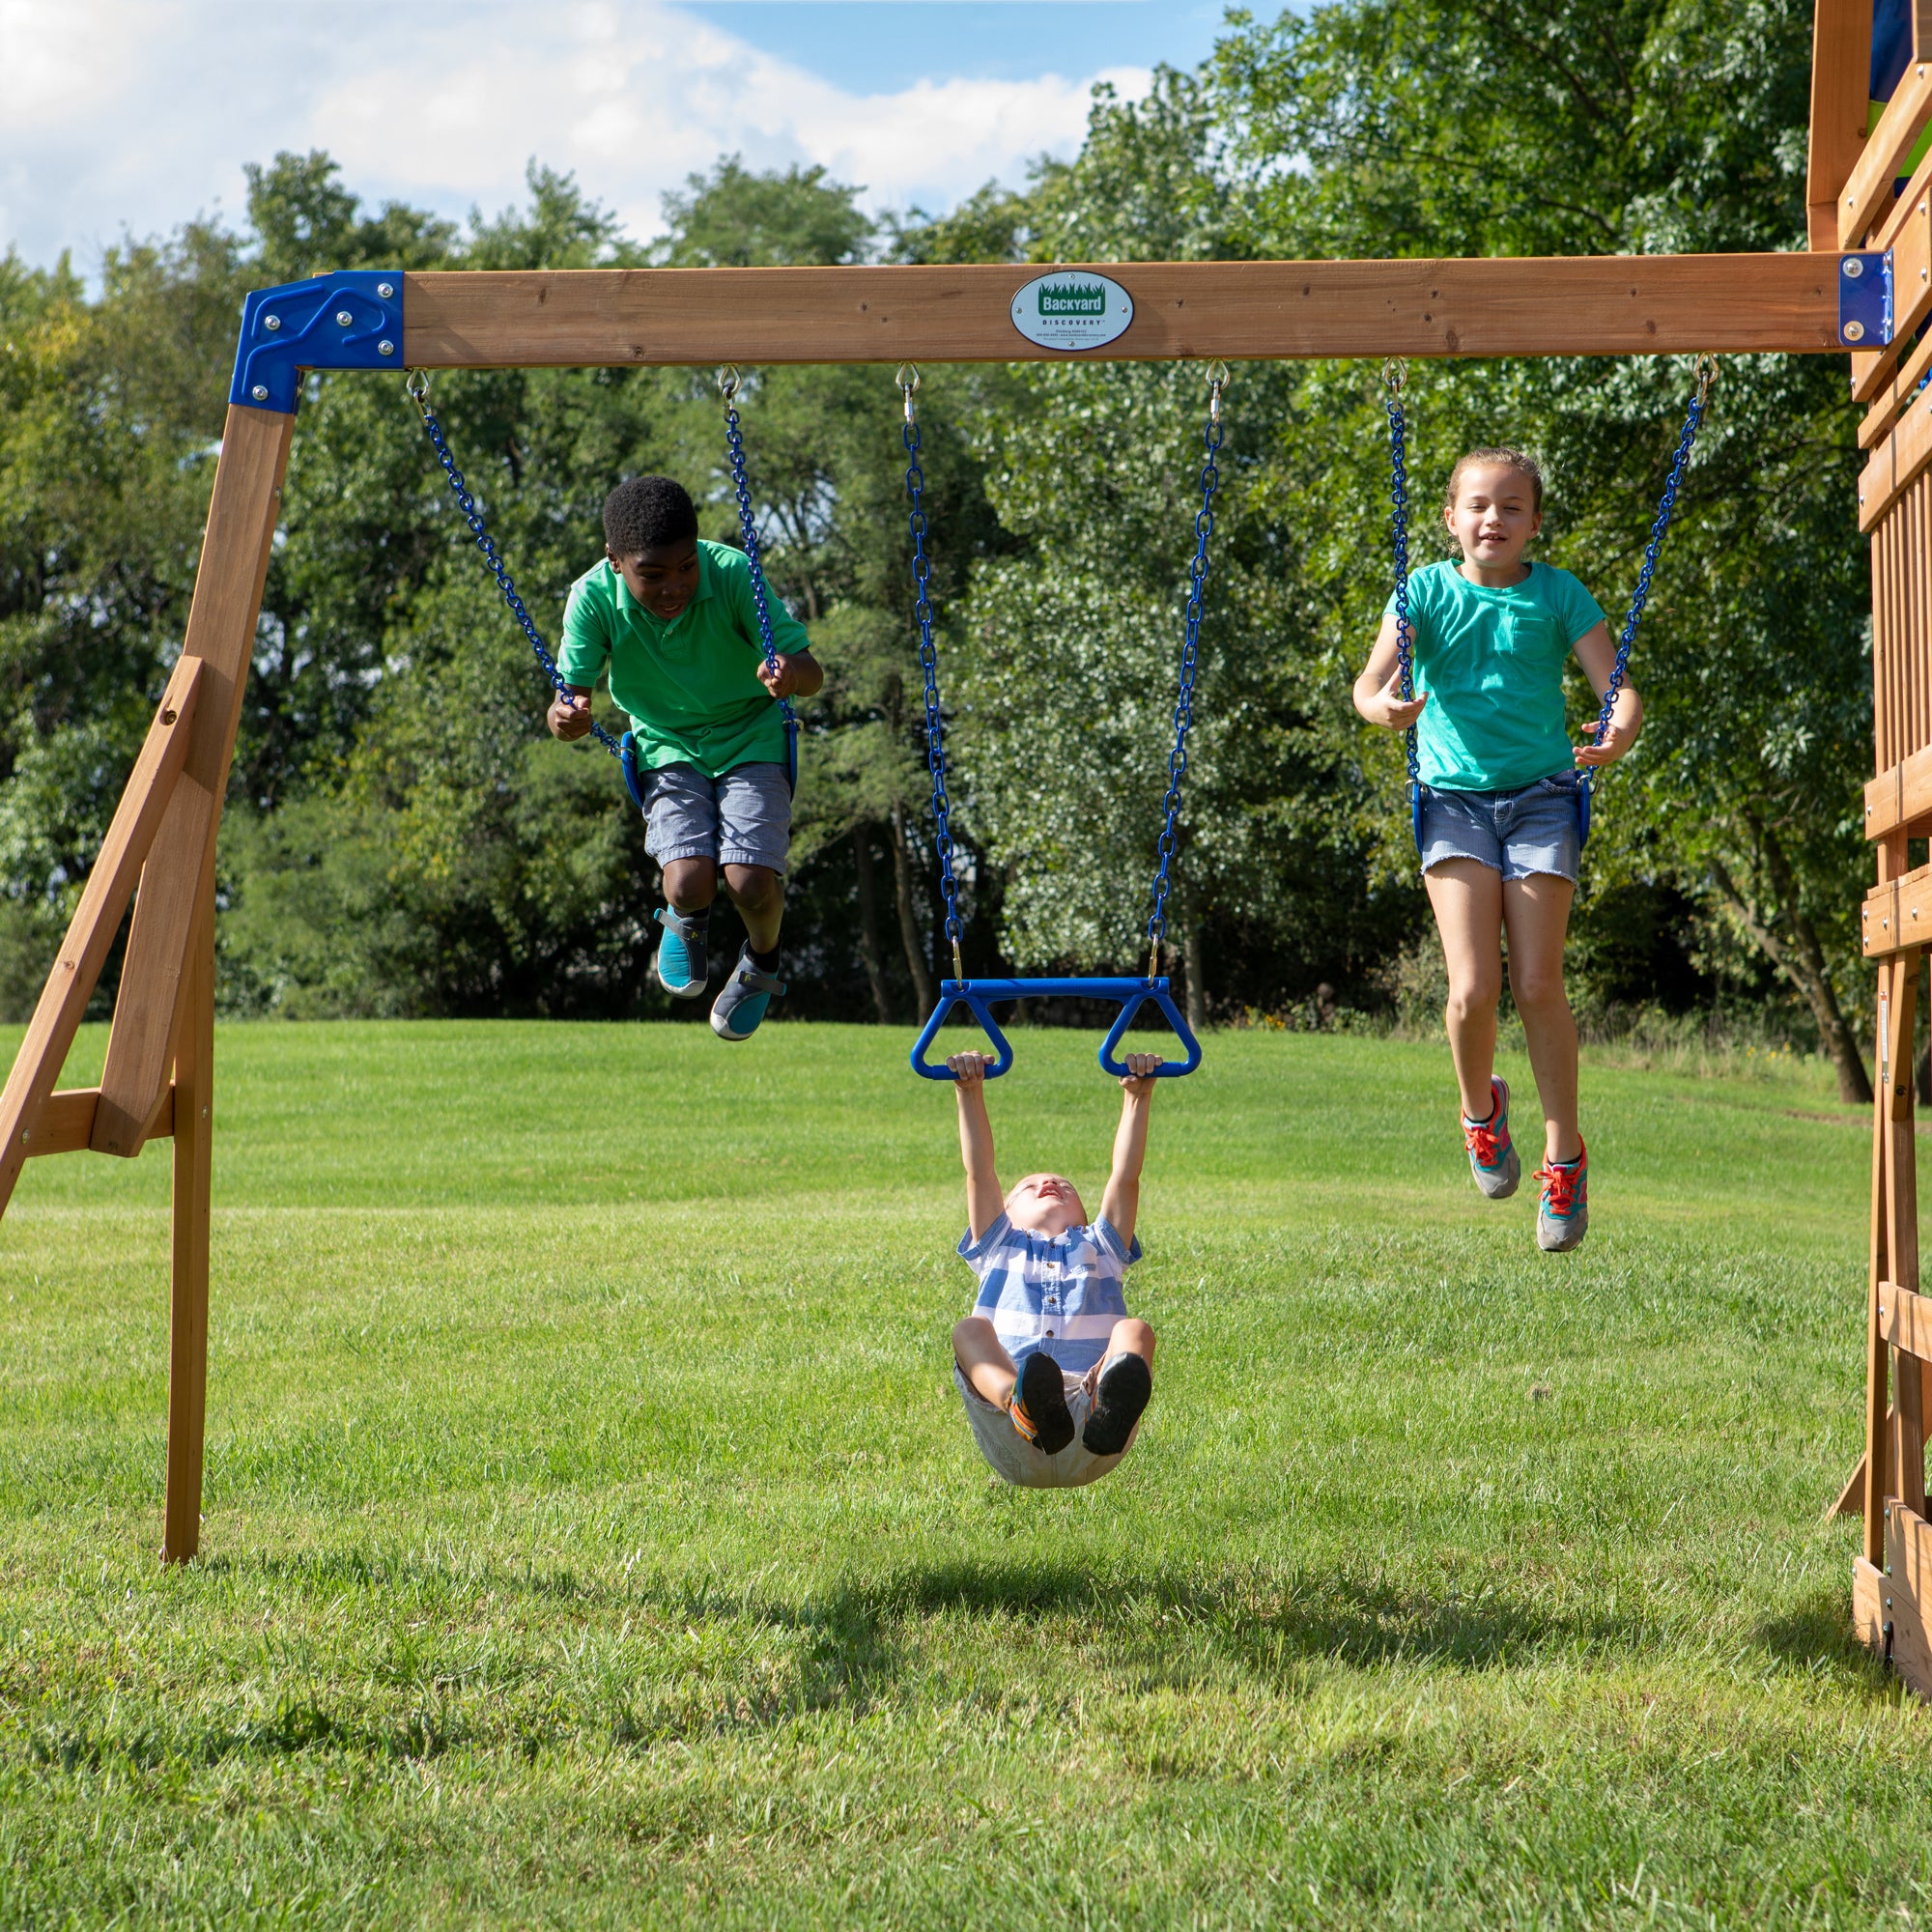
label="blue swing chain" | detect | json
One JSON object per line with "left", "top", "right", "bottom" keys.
{"left": 406, "top": 368, "right": 628, "bottom": 762}
{"left": 1381, "top": 358, "right": 1422, "bottom": 804}
{"left": 1590, "top": 355, "right": 1717, "bottom": 755}
{"left": 719, "top": 367, "right": 798, "bottom": 746}
{"left": 900, "top": 365, "right": 966, "bottom": 980}
{"left": 1144, "top": 365, "right": 1228, "bottom": 980}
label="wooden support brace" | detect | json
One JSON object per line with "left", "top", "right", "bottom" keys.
{"left": 1856, "top": 1550, "right": 1889, "bottom": 1650}
{"left": 21, "top": 1086, "right": 175, "bottom": 1159}
{"left": 1885, "top": 1499, "right": 1932, "bottom": 1700}
{"left": 1861, "top": 744, "right": 1932, "bottom": 834}
{"left": 91, "top": 405, "right": 292, "bottom": 1160}
{"left": 0, "top": 657, "right": 202, "bottom": 1216}
{"left": 1813, "top": 0, "right": 1877, "bottom": 250}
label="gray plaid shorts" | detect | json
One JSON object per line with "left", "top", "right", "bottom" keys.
{"left": 639, "top": 761, "right": 790, "bottom": 872}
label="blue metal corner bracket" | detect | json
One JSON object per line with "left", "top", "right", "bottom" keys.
{"left": 229, "top": 270, "right": 405, "bottom": 414}
{"left": 1839, "top": 251, "right": 1894, "bottom": 349}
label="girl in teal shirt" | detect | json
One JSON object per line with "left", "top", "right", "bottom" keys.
{"left": 1352, "top": 448, "right": 1640, "bottom": 1253}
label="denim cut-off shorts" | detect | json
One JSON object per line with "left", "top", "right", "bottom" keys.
{"left": 1419, "top": 771, "right": 1581, "bottom": 884}
{"left": 640, "top": 761, "right": 790, "bottom": 873}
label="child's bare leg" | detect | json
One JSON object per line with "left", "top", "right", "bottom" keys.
{"left": 661, "top": 856, "right": 717, "bottom": 918}
{"left": 1502, "top": 873, "right": 1580, "bottom": 1163}
{"left": 952, "top": 1315, "right": 1017, "bottom": 1406}
{"left": 722, "top": 864, "right": 783, "bottom": 953}
{"left": 1104, "top": 1317, "right": 1156, "bottom": 1369}
{"left": 1423, "top": 858, "right": 1505, "bottom": 1120}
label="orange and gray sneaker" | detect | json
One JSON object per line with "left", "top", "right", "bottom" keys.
{"left": 1463, "top": 1076, "right": 1520, "bottom": 1200}
{"left": 1009, "top": 1351, "right": 1075, "bottom": 1455}
{"left": 1534, "top": 1142, "right": 1588, "bottom": 1252}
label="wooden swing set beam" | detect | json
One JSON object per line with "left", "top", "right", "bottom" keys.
{"left": 400, "top": 256, "right": 1849, "bottom": 366}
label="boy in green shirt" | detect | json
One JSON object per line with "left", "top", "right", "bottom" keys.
{"left": 551, "top": 476, "right": 822, "bottom": 1041}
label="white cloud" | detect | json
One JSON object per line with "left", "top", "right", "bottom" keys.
{"left": 0, "top": 0, "right": 1149, "bottom": 271}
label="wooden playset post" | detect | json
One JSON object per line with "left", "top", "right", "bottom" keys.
{"left": 0, "top": 225, "right": 1884, "bottom": 1563}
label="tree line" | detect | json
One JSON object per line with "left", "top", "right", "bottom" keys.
{"left": 0, "top": 0, "right": 1876, "bottom": 1096}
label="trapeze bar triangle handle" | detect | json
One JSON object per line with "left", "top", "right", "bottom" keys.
{"left": 910, "top": 984, "right": 1016, "bottom": 1081}
{"left": 1098, "top": 981, "right": 1203, "bottom": 1079}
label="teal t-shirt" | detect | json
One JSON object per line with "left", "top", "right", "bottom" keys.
{"left": 1382, "top": 560, "right": 1606, "bottom": 792}
{"left": 558, "top": 541, "right": 810, "bottom": 777}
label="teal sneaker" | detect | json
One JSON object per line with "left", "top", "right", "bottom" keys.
{"left": 1463, "top": 1076, "right": 1520, "bottom": 1200}
{"left": 653, "top": 909, "right": 708, "bottom": 999}
{"left": 1534, "top": 1142, "right": 1588, "bottom": 1252}
{"left": 710, "top": 946, "right": 784, "bottom": 1041}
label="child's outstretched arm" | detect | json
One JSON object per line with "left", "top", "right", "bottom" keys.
{"left": 950, "top": 1051, "right": 1004, "bottom": 1241}
{"left": 1099, "top": 1053, "right": 1163, "bottom": 1247}
{"left": 1351, "top": 613, "right": 1428, "bottom": 730}
{"left": 1569, "top": 619, "right": 1643, "bottom": 766}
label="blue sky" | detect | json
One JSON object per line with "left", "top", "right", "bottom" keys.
{"left": 0, "top": 1, "right": 1244, "bottom": 274}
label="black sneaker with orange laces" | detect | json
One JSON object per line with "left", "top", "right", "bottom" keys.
{"left": 1009, "top": 1350, "right": 1076, "bottom": 1456}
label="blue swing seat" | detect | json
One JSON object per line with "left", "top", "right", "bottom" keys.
{"left": 910, "top": 977, "right": 1203, "bottom": 1082}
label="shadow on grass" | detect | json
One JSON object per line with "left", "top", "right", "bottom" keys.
{"left": 1756, "top": 1582, "right": 1890, "bottom": 1686}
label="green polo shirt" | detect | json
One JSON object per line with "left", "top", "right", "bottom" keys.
{"left": 558, "top": 541, "right": 810, "bottom": 776}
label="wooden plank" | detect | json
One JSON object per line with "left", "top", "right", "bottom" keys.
{"left": 1861, "top": 859, "right": 1932, "bottom": 953}
{"left": 19, "top": 1085, "right": 175, "bottom": 1159}
{"left": 161, "top": 890, "right": 213, "bottom": 1565}
{"left": 93, "top": 406, "right": 292, "bottom": 1159}
{"left": 1857, "top": 384, "right": 1932, "bottom": 530}
{"left": 1855, "top": 1551, "right": 1888, "bottom": 1651}
{"left": 1841, "top": 58, "right": 1932, "bottom": 247}
{"left": 1881, "top": 1279, "right": 1932, "bottom": 1360}
{"left": 1886, "top": 953, "right": 1923, "bottom": 1515}
{"left": 398, "top": 257, "right": 1849, "bottom": 368}
{"left": 1812, "top": 0, "right": 1878, "bottom": 249}
{"left": 1886, "top": 1499, "right": 1932, "bottom": 1700}
{"left": 0, "top": 658, "right": 202, "bottom": 1220}
{"left": 1862, "top": 743, "right": 1932, "bottom": 839}
{"left": 1854, "top": 193, "right": 1932, "bottom": 402}
{"left": 1867, "top": 922, "right": 1901, "bottom": 1564}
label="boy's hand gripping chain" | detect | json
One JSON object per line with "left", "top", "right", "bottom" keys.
{"left": 719, "top": 367, "right": 801, "bottom": 796}
{"left": 1577, "top": 355, "right": 1716, "bottom": 846}
{"left": 1143, "top": 364, "right": 1227, "bottom": 982}
{"left": 1382, "top": 358, "right": 1426, "bottom": 854}
{"left": 407, "top": 370, "right": 647, "bottom": 808}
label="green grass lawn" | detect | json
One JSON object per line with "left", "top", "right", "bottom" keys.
{"left": 0, "top": 1018, "right": 1922, "bottom": 1928}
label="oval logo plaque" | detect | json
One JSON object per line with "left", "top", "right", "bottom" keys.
{"left": 1009, "top": 270, "right": 1135, "bottom": 352}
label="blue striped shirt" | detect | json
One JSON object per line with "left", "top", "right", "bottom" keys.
{"left": 958, "top": 1213, "right": 1141, "bottom": 1377}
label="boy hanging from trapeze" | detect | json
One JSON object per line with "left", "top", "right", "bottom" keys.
{"left": 1353, "top": 447, "right": 1638, "bottom": 1253}
{"left": 945, "top": 1049, "right": 1162, "bottom": 1488}
{"left": 551, "top": 476, "right": 822, "bottom": 1041}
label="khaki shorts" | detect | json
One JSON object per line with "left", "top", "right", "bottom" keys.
{"left": 952, "top": 1356, "right": 1131, "bottom": 1491}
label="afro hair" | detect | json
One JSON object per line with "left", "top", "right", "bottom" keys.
{"left": 604, "top": 475, "right": 699, "bottom": 555}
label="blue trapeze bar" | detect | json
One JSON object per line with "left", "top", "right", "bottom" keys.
{"left": 910, "top": 978, "right": 1203, "bottom": 1082}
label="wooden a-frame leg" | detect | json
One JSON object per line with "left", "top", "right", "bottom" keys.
{"left": 161, "top": 885, "right": 215, "bottom": 1564}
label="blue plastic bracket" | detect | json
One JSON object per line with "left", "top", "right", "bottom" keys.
{"left": 911, "top": 977, "right": 1203, "bottom": 1081}
{"left": 229, "top": 270, "right": 406, "bottom": 415}
{"left": 1839, "top": 252, "right": 1893, "bottom": 349}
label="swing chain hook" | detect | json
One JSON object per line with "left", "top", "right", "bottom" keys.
{"left": 897, "top": 363, "right": 921, "bottom": 424}
{"left": 718, "top": 364, "right": 741, "bottom": 403}
{"left": 405, "top": 366, "right": 431, "bottom": 407}
{"left": 1207, "top": 358, "right": 1230, "bottom": 423}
